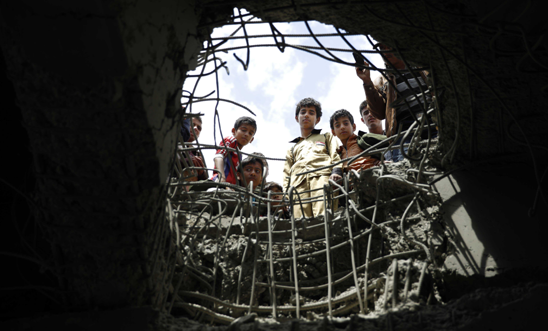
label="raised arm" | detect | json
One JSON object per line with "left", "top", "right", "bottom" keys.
{"left": 356, "top": 64, "right": 387, "bottom": 120}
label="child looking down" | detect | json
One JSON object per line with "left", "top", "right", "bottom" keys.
{"left": 211, "top": 116, "right": 256, "bottom": 185}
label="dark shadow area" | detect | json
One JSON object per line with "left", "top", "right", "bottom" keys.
{"left": 0, "top": 51, "right": 63, "bottom": 321}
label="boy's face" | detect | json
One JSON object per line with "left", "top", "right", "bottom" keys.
{"left": 331, "top": 116, "right": 356, "bottom": 142}
{"left": 232, "top": 123, "right": 256, "bottom": 148}
{"left": 268, "top": 187, "right": 283, "bottom": 206}
{"left": 361, "top": 107, "right": 382, "bottom": 132}
{"left": 296, "top": 105, "right": 321, "bottom": 130}
{"left": 188, "top": 118, "right": 202, "bottom": 142}
{"left": 242, "top": 161, "right": 263, "bottom": 190}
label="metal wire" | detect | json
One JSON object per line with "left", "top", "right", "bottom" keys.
{"left": 162, "top": 3, "right": 547, "bottom": 323}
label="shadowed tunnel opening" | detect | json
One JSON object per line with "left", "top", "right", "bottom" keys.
{"left": 1, "top": 0, "right": 548, "bottom": 328}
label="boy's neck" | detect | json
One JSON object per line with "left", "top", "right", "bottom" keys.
{"left": 233, "top": 135, "right": 242, "bottom": 149}
{"left": 341, "top": 133, "right": 354, "bottom": 148}
{"left": 300, "top": 127, "right": 315, "bottom": 139}
{"left": 369, "top": 127, "right": 383, "bottom": 135}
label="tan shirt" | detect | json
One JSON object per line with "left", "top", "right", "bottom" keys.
{"left": 283, "top": 129, "right": 342, "bottom": 191}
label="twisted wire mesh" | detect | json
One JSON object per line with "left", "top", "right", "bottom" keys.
{"left": 164, "top": 12, "right": 443, "bottom": 324}
{"left": 165, "top": 1, "right": 548, "bottom": 324}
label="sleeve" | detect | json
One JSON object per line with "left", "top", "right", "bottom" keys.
{"left": 282, "top": 147, "right": 293, "bottom": 192}
{"left": 216, "top": 136, "right": 236, "bottom": 156}
{"left": 180, "top": 119, "right": 191, "bottom": 142}
{"left": 364, "top": 83, "right": 387, "bottom": 120}
{"left": 326, "top": 133, "right": 343, "bottom": 177}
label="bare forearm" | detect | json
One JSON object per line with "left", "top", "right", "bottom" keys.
{"left": 214, "top": 157, "right": 226, "bottom": 181}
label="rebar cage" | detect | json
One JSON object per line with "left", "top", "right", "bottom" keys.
{"left": 165, "top": 9, "right": 447, "bottom": 324}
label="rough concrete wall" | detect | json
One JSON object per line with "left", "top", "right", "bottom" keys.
{"left": 0, "top": 0, "right": 204, "bottom": 309}
{"left": 435, "top": 167, "right": 548, "bottom": 277}
{"left": 1, "top": 0, "right": 547, "bottom": 320}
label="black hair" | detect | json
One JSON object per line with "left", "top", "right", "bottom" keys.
{"left": 329, "top": 109, "right": 354, "bottom": 130}
{"left": 193, "top": 116, "right": 202, "bottom": 124}
{"left": 240, "top": 155, "right": 263, "bottom": 176}
{"left": 359, "top": 100, "right": 368, "bottom": 114}
{"left": 264, "top": 181, "right": 283, "bottom": 192}
{"left": 250, "top": 152, "right": 268, "bottom": 176}
{"left": 295, "top": 97, "right": 322, "bottom": 118}
{"left": 234, "top": 116, "right": 257, "bottom": 131}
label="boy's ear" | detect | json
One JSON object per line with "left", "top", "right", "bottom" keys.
{"left": 315, "top": 117, "right": 321, "bottom": 125}
{"left": 295, "top": 116, "right": 299, "bottom": 123}
{"left": 249, "top": 136, "right": 254, "bottom": 144}
{"left": 352, "top": 123, "right": 356, "bottom": 132}
{"left": 361, "top": 117, "right": 365, "bottom": 124}
{"left": 232, "top": 127, "right": 236, "bottom": 135}
{"left": 331, "top": 129, "right": 336, "bottom": 136}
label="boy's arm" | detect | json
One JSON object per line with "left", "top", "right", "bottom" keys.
{"left": 214, "top": 156, "right": 226, "bottom": 182}
{"left": 213, "top": 136, "right": 234, "bottom": 182}
{"left": 356, "top": 66, "right": 386, "bottom": 120}
{"left": 326, "top": 133, "right": 343, "bottom": 182}
{"left": 282, "top": 147, "right": 293, "bottom": 192}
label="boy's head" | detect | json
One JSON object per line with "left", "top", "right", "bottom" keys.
{"left": 232, "top": 116, "right": 257, "bottom": 148}
{"left": 264, "top": 182, "right": 283, "bottom": 205}
{"left": 239, "top": 155, "right": 263, "bottom": 190}
{"left": 359, "top": 101, "right": 382, "bottom": 133}
{"left": 295, "top": 97, "right": 322, "bottom": 129}
{"left": 187, "top": 117, "right": 202, "bottom": 142}
{"left": 251, "top": 152, "right": 269, "bottom": 179}
{"left": 330, "top": 109, "right": 356, "bottom": 143}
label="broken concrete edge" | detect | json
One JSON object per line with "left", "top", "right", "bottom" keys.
{"left": 2, "top": 283, "right": 547, "bottom": 330}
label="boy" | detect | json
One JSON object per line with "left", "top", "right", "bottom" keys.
{"left": 178, "top": 116, "right": 207, "bottom": 183}
{"left": 358, "top": 100, "right": 383, "bottom": 135}
{"left": 211, "top": 116, "right": 256, "bottom": 185}
{"left": 283, "top": 97, "right": 342, "bottom": 218}
{"left": 263, "top": 182, "right": 289, "bottom": 218}
{"left": 330, "top": 109, "right": 384, "bottom": 172}
{"left": 355, "top": 43, "right": 432, "bottom": 161}
{"left": 238, "top": 155, "right": 264, "bottom": 191}
{"left": 264, "top": 182, "right": 283, "bottom": 204}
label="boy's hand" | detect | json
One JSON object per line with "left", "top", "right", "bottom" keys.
{"left": 329, "top": 174, "right": 342, "bottom": 183}
{"left": 191, "top": 155, "right": 205, "bottom": 175}
{"left": 356, "top": 62, "right": 373, "bottom": 85}
{"left": 218, "top": 177, "right": 235, "bottom": 191}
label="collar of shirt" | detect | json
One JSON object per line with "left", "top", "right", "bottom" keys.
{"left": 289, "top": 128, "right": 322, "bottom": 143}
{"left": 358, "top": 130, "right": 386, "bottom": 136}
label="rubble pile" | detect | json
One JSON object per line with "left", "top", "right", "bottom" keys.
{"left": 171, "top": 145, "right": 455, "bottom": 324}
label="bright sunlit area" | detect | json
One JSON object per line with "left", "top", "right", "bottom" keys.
{"left": 182, "top": 8, "right": 384, "bottom": 185}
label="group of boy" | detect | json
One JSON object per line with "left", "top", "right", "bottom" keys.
{"left": 355, "top": 43, "right": 434, "bottom": 161}
{"left": 182, "top": 42, "right": 432, "bottom": 218}
{"left": 184, "top": 94, "right": 388, "bottom": 219}
{"left": 282, "top": 97, "right": 389, "bottom": 218}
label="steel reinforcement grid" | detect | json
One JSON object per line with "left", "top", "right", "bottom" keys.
{"left": 164, "top": 8, "right": 444, "bottom": 324}
{"left": 163, "top": 2, "right": 548, "bottom": 324}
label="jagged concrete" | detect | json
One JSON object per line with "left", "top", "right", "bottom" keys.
{"left": 1, "top": 0, "right": 548, "bottom": 328}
